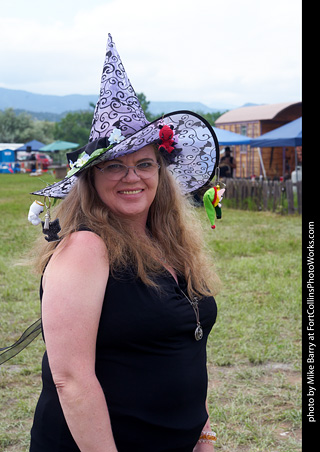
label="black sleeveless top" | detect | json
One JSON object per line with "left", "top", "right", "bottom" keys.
{"left": 30, "top": 267, "right": 217, "bottom": 452}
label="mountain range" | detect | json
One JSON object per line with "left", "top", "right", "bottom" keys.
{"left": 0, "top": 87, "right": 235, "bottom": 121}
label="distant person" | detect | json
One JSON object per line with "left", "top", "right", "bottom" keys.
{"left": 219, "top": 147, "right": 236, "bottom": 178}
{"left": 296, "top": 146, "right": 302, "bottom": 166}
{"left": 30, "top": 153, "right": 36, "bottom": 172}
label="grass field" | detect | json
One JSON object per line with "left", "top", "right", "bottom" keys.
{"left": 0, "top": 173, "right": 302, "bottom": 451}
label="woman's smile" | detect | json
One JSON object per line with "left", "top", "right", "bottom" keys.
{"left": 118, "top": 189, "right": 144, "bottom": 195}
{"left": 93, "top": 145, "right": 159, "bottom": 226}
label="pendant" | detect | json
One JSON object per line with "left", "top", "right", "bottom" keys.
{"left": 195, "top": 324, "right": 203, "bottom": 341}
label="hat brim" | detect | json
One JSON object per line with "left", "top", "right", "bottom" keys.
{"left": 31, "top": 110, "right": 219, "bottom": 199}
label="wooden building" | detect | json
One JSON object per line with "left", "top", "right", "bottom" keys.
{"left": 215, "top": 101, "right": 302, "bottom": 179}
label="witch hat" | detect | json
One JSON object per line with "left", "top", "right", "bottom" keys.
{"left": 32, "top": 34, "right": 219, "bottom": 199}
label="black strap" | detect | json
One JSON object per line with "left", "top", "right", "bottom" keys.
{"left": 0, "top": 318, "right": 42, "bottom": 365}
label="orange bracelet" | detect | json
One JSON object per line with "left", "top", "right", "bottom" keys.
{"left": 198, "top": 430, "right": 217, "bottom": 444}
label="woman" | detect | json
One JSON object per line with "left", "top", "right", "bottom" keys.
{"left": 29, "top": 140, "right": 219, "bottom": 451}
{"left": 6, "top": 34, "right": 220, "bottom": 451}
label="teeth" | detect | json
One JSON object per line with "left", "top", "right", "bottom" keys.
{"left": 120, "top": 190, "right": 142, "bottom": 194}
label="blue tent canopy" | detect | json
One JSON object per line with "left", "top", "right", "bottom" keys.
{"left": 250, "top": 117, "right": 302, "bottom": 148}
{"left": 16, "top": 139, "right": 45, "bottom": 151}
{"left": 213, "top": 127, "right": 252, "bottom": 145}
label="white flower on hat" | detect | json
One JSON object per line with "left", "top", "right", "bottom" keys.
{"left": 66, "top": 145, "right": 114, "bottom": 178}
{"left": 109, "top": 128, "right": 125, "bottom": 144}
{"left": 70, "top": 152, "right": 90, "bottom": 169}
{"left": 76, "top": 152, "right": 90, "bottom": 167}
{"left": 67, "top": 152, "right": 90, "bottom": 177}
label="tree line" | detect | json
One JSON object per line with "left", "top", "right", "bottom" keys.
{"left": 0, "top": 93, "right": 223, "bottom": 148}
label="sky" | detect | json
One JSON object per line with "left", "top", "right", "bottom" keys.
{"left": 0, "top": 0, "right": 302, "bottom": 109}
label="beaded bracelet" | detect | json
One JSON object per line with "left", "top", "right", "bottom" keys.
{"left": 198, "top": 430, "right": 217, "bottom": 444}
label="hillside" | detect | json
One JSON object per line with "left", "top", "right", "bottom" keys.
{"left": 0, "top": 87, "right": 230, "bottom": 121}
{"left": 0, "top": 87, "right": 97, "bottom": 116}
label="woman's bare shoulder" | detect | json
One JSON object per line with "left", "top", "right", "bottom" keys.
{"left": 44, "top": 230, "right": 109, "bottom": 282}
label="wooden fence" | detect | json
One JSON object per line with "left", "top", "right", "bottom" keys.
{"left": 222, "top": 178, "right": 302, "bottom": 215}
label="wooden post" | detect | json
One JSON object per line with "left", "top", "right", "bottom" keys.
{"left": 262, "top": 181, "right": 268, "bottom": 211}
{"left": 286, "top": 180, "right": 295, "bottom": 214}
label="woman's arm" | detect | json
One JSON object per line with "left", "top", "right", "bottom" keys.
{"left": 42, "top": 231, "right": 117, "bottom": 452}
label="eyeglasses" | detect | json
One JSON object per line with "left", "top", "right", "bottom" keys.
{"left": 95, "top": 161, "right": 160, "bottom": 180}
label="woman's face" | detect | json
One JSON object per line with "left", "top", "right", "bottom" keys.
{"left": 93, "top": 145, "right": 159, "bottom": 226}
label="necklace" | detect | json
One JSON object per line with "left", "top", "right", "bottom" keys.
{"left": 180, "top": 289, "right": 203, "bottom": 341}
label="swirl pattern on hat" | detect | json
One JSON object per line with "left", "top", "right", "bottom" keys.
{"left": 89, "top": 34, "right": 149, "bottom": 142}
{"left": 31, "top": 34, "right": 219, "bottom": 199}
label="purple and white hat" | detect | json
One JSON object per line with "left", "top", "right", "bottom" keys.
{"left": 32, "top": 34, "right": 219, "bottom": 199}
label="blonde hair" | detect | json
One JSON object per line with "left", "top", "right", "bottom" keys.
{"left": 33, "top": 154, "right": 220, "bottom": 298}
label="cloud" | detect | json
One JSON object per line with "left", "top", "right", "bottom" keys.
{"left": 0, "top": 0, "right": 302, "bottom": 106}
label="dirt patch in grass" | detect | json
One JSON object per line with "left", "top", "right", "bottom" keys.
{"left": 207, "top": 362, "right": 301, "bottom": 451}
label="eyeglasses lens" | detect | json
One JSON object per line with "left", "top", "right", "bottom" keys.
{"left": 102, "top": 162, "right": 159, "bottom": 180}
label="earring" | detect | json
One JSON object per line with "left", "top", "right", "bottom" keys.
{"left": 41, "top": 197, "right": 61, "bottom": 242}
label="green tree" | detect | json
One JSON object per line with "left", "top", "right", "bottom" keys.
{"left": 195, "top": 111, "right": 225, "bottom": 126}
{"left": 31, "top": 120, "right": 55, "bottom": 144}
{"left": 137, "top": 93, "right": 158, "bottom": 122}
{"left": 0, "top": 108, "right": 55, "bottom": 143}
{"left": 54, "top": 110, "right": 93, "bottom": 147}
{"left": 0, "top": 108, "right": 33, "bottom": 142}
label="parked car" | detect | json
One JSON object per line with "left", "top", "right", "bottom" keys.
{"left": 34, "top": 152, "right": 53, "bottom": 169}
{"left": 16, "top": 151, "right": 53, "bottom": 171}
